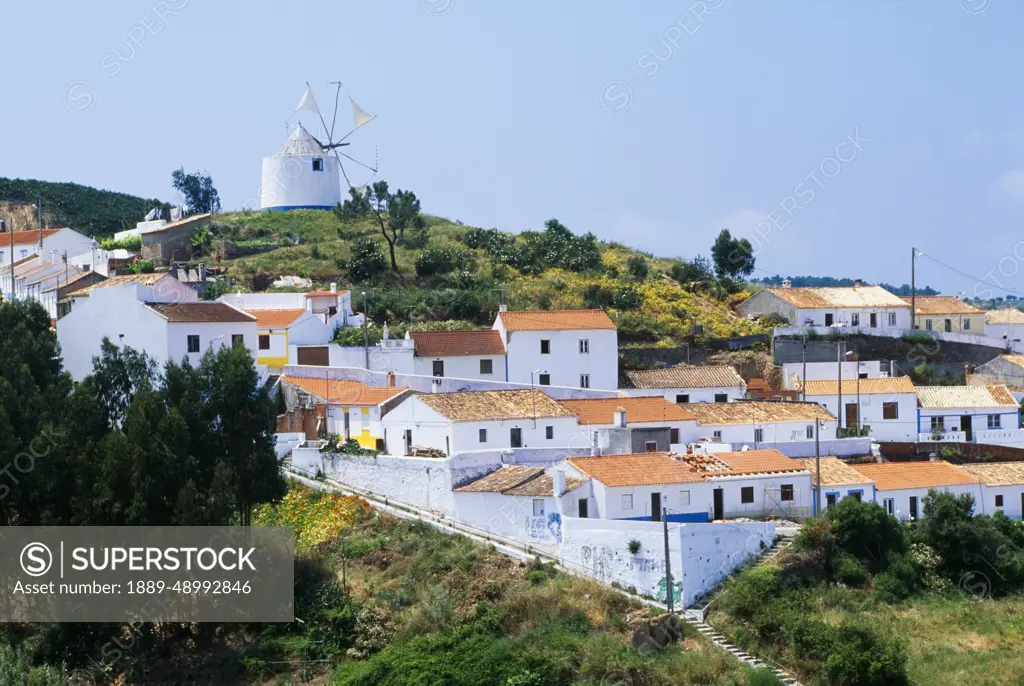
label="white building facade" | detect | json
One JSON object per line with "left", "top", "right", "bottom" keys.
{"left": 801, "top": 377, "right": 918, "bottom": 442}
{"left": 619, "top": 365, "right": 746, "bottom": 404}
{"left": 916, "top": 384, "right": 1023, "bottom": 446}
{"left": 737, "top": 284, "right": 912, "bottom": 330}
{"left": 409, "top": 330, "right": 508, "bottom": 381}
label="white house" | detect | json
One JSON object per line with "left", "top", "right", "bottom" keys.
{"left": 680, "top": 401, "right": 838, "bottom": 452}
{"left": 902, "top": 295, "right": 985, "bottom": 335}
{"left": 218, "top": 288, "right": 360, "bottom": 330}
{"left": 850, "top": 461, "right": 985, "bottom": 521}
{"left": 1, "top": 255, "right": 85, "bottom": 315}
{"left": 279, "top": 375, "right": 410, "bottom": 449}
{"left": 984, "top": 309, "right": 1024, "bottom": 344}
{"left": 619, "top": 365, "right": 746, "bottom": 404}
{"left": 453, "top": 465, "right": 587, "bottom": 546}
{"left": 58, "top": 274, "right": 257, "bottom": 380}
{"left": 737, "top": 283, "right": 911, "bottom": 330}
{"left": 409, "top": 330, "right": 508, "bottom": 381}
{"left": 915, "top": 384, "right": 1023, "bottom": 445}
{"left": 381, "top": 389, "right": 580, "bottom": 457}
{"left": 782, "top": 360, "right": 887, "bottom": 391}
{"left": 557, "top": 396, "right": 699, "bottom": 454}
{"left": 957, "top": 462, "right": 1024, "bottom": 520}
{"left": 795, "top": 457, "right": 876, "bottom": 512}
{"left": 0, "top": 227, "right": 96, "bottom": 291}
{"left": 493, "top": 308, "right": 618, "bottom": 390}
{"left": 970, "top": 355, "right": 1024, "bottom": 392}
{"left": 800, "top": 376, "right": 918, "bottom": 442}
{"left": 560, "top": 449, "right": 813, "bottom": 522}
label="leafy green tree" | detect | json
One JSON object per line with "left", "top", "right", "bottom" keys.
{"left": 626, "top": 255, "right": 649, "bottom": 282}
{"left": 710, "top": 229, "right": 755, "bottom": 280}
{"left": 335, "top": 182, "right": 427, "bottom": 272}
{"left": 827, "top": 497, "right": 907, "bottom": 574}
{"left": 669, "top": 256, "right": 714, "bottom": 287}
{"left": 415, "top": 245, "right": 472, "bottom": 278}
{"left": 342, "top": 238, "right": 389, "bottom": 282}
{"left": 171, "top": 167, "right": 221, "bottom": 214}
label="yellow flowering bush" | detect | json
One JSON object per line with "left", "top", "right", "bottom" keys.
{"left": 253, "top": 484, "right": 371, "bottom": 550}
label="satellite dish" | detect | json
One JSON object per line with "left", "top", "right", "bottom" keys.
{"left": 292, "top": 81, "right": 379, "bottom": 189}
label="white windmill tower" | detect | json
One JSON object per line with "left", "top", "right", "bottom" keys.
{"left": 260, "top": 82, "right": 378, "bottom": 211}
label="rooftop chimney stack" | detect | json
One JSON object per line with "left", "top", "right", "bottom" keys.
{"left": 552, "top": 469, "right": 566, "bottom": 497}
{"left": 499, "top": 303, "right": 507, "bottom": 312}
{"left": 614, "top": 407, "right": 627, "bottom": 428}
{"left": 330, "top": 282, "right": 337, "bottom": 293}
{"left": 854, "top": 279, "right": 863, "bottom": 288}
{"left": 781, "top": 278, "right": 791, "bottom": 289}
{"left": 386, "top": 371, "right": 396, "bottom": 388}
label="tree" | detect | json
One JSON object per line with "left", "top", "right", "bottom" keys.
{"left": 626, "top": 255, "right": 649, "bottom": 282}
{"left": 334, "top": 182, "right": 427, "bottom": 273}
{"left": 342, "top": 238, "right": 389, "bottom": 282}
{"left": 710, "top": 229, "right": 755, "bottom": 280}
{"left": 171, "top": 167, "right": 221, "bottom": 214}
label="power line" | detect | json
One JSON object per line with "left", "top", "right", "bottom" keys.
{"left": 916, "top": 252, "right": 1020, "bottom": 296}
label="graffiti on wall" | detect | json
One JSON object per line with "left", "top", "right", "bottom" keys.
{"left": 655, "top": 577, "right": 683, "bottom": 605}
{"left": 581, "top": 544, "right": 616, "bottom": 579}
{"left": 627, "top": 556, "right": 665, "bottom": 574}
{"left": 523, "top": 512, "right": 563, "bottom": 544}
{"left": 546, "top": 512, "right": 562, "bottom": 544}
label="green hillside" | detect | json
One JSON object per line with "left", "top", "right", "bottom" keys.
{"left": 0, "top": 177, "right": 167, "bottom": 237}
{"left": 207, "top": 209, "right": 767, "bottom": 347}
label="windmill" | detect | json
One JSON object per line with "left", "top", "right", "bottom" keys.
{"left": 293, "top": 81, "right": 378, "bottom": 190}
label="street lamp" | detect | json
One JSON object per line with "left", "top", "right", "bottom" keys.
{"left": 208, "top": 334, "right": 225, "bottom": 350}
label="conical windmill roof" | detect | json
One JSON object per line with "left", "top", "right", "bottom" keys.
{"left": 278, "top": 123, "right": 325, "bottom": 156}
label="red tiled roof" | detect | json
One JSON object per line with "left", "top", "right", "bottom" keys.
{"left": 410, "top": 330, "right": 506, "bottom": 357}
{"left": 246, "top": 309, "right": 307, "bottom": 328}
{"left": 802, "top": 377, "right": 916, "bottom": 396}
{"left": 281, "top": 376, "right": 408, "bottom": 406}
{"left": 850, "top": 461, "right": 981, "bottom": 491}
{"left": 568, "top": 453, "right": 705, "bottom": 487}
{"left": 620, "top": 365, "right": 746, "bottom": 390}
{"left": 3, "top": 229, "right": 62, "bottom": 246}
{"left": 559, "top": 397, "right": 697, "bottom": 425}
{"left": 145, "top": 302, "right": 256, "bottom": 323}
{"left": 305, "top": 290, "right": 346, "bottom": 298}
{"left": 497, "top": 309, "right": 616, "bottom": 331}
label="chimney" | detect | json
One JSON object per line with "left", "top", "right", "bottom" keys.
{"left": 552, "top": 469, "right": 566, "bottom": 497}
{"left": 964, "top": 362, "right": 971, "bottom": 383}
{"left": 591, "top": 431, "right": 599, "bottom": 456}
{"left": 499, "top": 303, "right": 507, "bottom": 312}
{"left": 330, "top": 282, "right": 337, "bottom": 293}
{"left": 854, "top": 279, "right": 863, "bottom": 288}
{"left": 613, "top": 407, "right": 627, "bottom": 428}
{"left": 781, "top": 278, "right": 791, "bottom": 289}
{"left": 431, "top": 378, "right": 442, "bottom": 393}
{"left": 386, "top": 371, "right": 396, "bottom": 388}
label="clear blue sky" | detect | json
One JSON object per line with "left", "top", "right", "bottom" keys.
{"left": 3, "top": 0, "right": 1024, "bottom": 295}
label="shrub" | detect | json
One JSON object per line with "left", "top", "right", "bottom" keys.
{"left": 626, "top": 255, "right": 649, "bottom": 281}
{"left": 628, "top": 539, "right": 642, "bottom": 555}
{"left": 127, "top": 259, "right": 154, "bottom": 274}
{"left": 827, "top": 497, "right": 907, "bottom": 574}
{"left": 819, "top": 622, "right": 909, "bottom": 686}
{"left": 415, "top": 245, "right": 472, "bottom": 278}
{"left": 873, "top": 553, "right": 922, "bottom": 603}
{"left": 833, "top": 553, "right": 869, "bottom": 587}
{"left": 341, "top": 238, "right": 388, "bottom": 282}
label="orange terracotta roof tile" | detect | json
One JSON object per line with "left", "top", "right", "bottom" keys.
{"left": 802, "top": 377, "right": 916, "bottom": 396}
{"left": 246, "top": 309, "right": 308, "bottom": 328}
{"left": 4, "top": 229, "right": 62, "bottom": 246}
{"left": 850, "top": 461, "right": 981, "bottom": 491}
{"left": 410, "top": 330, "right": 506, "bottom": 357}
{"left": 568, "top": 453, "right": 706, "bottom": 487}
{"left": 145, "top": 302, "right": 255, "bottom": 323}
{"left": 418, "top": 389, "right": 574, "bottom": 421}
{"left": 498, "top": 309, "right": 616, "bottom": 331}
{"left": 305, "top": 290, "right": 347, "bottom": 298}
{"left": 958, "top": 462, "right": 1024, "bottom": 487}
{"left": 915, "top": 384, "right": 1018, "bottom": 409}
{"left": 454, "top": 465, "right": 586, "bottom": 495}
{"left": 74, "top": 272, "right": 167, "bottom": 294}
{"left": 559, "top": 397, "right": 697, "bottom": 425}
{"left": 795, "top": 457, "right": 874, "bottom": 485}
{"left": 505, "top": 473, "right": 587, "bottom": 497}
{"left": 763, "top": 286, "right": 908, "bottom": 309}
{"left": 710, "top": 449, "right": 807, "bottom": 475}
{"left": 996, "top": 354, "right": 1024, "bottom": 370}
{"left": 900, "top": 295, "right": 983, "bottom": 316}
{"left": 682, "top": 401, "right": 834, "bottom": 425}
{"left": 281, "top": 376, "right": 408, "bottom": 405}
{"left": 620, "top": 365, "right": 745, "bottom": 390}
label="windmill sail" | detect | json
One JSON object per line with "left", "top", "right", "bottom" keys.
{"left": 351, "top": 98, "right": 375, "bottom": 130}
{"left": 296, "top": 86, "right": 320, "bottom": 114}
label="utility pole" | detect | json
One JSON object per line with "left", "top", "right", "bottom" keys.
{"left": 855, "top": 360, "right": 861, "bottom": 435}
{"left": 662, "top": 507, "right": 674, "bottom": 613}
{"left": 6, "top": 219, "right": 13, "bottom": 302}
{"left": 836, "top": 341, "right": 843, "bottom": 438}
{"left": 362, "top": 291, "right": 369, "bottom": 369}
{"left": 814, "top": 420, "right": 821, "bottom": 517}
{"left": 801, "top": 333, "right": 808, "bottom": 402}
{"left": 911, "top": 246, "right": 917, "bottom": 330}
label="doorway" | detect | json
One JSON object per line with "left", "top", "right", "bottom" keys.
{"left": 961, "top": 415, "right": 973, "bottom": 442}
{"left": 651, "top": 493, "right": 662, "bottom": 522}
{"left": 845, "top": 403, "right": 859, "bottom": 429}
{"left": 578, "top": 499, "right": 588, "bottom": 518}
{"left": 909, "top": 496, "right": 918, "bottom": 520}
{"left": 403, "top": 429, "right": 413, "bottom": 455}
{"left": 713, "top": 488, "right": 724, "bottom": 520}
{"left": 343, "top": 411, "right": 350, "bottom": 440}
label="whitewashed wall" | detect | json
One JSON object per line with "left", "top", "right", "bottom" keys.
{"left": 412, "top": 353, "right": 508, "bottom": 381}
{"left": 877, "top": 483, "right": 986, "bottom": 521}
{"left": 679, "top": 522, "right": 775, "bottom": 606}
{"left": 165, "top": 320, "right": 257, "bottom": 368}
{"left": 498, "top": 325, "right": 619, "bottom": 391}
{"left": 809, "top": 392, "right": 918, "bottom": 441}
{"left": 783, "top": 360, "right": 885, "bottom": 389}
{"left": 622, "top": 386, "right": 746, "bottom": 404}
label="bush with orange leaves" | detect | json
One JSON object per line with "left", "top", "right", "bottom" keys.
{"left": 253, "top": 483, "right": 372, "bottom": 550}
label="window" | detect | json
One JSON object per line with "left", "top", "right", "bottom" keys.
{"left": 713, "top": 430, "right": 722, "bottom": 439}
{"left": 478, "top": 428, "right": 487, "bottom": 443}
{"left": 579, "top": 374, "right": 590, "bottom": 388}
{"left": 714, "top": 393, "right": 728, "bottom": 403}
{"left": 826, "top": 494, "right": 837, "bottom": 508}
{"left": 944, "top": 318, "right": 952, "bottom": 332}
{"left": 996, "top": 494, "right": 1004, "bottom": 507}
{"left": 186, "top": 335, "right": 200, "bottom": 353}
{"left": 644, "top": 440, "right": 658, "bottom": 452}
{"left": 258, "top": 334, "right": 270, "bottom": 350}
{"left": 741, "top": 486, "right": 754, "bottom": 504}
{"left": 870, "top": 312, "right": 878, "bottom": 328}
{"left": 780, "top": 484, "right": 794, "bottom": 502}
{"left": 679, "top": 490, "right": 690, "bottom": 506}
{"left": 579, "top": 339, "right": 589, "bottom": 354}
{"left": 540, "top": 339, "right": 550, "bottom": 354}
{"left": 882, "top": 402, "right": 898, "bottom": 420}
{"left": 312, "top": 158, "right": 324, "bottom": 171}
{"left": 825, "top": 313, "right": 834, "bottom": 326}
{"left": 988, "top": 414, "right": 1002, "bottom": 429}
{"left": 480, "top": 359, "right": 493, "bottom": 375}
{"left": 806, "top": 424, "right": 814, "bottom": 439}
{"left": 432, "top": 360, "right": 444, "bottom": 377}
{"left": 883, "top": 498, "right": 894, "bottom": 515}
{"left": 849, "top": 491, "right": 862, "bottom": 502}
{"left": 888, "top": 312, "right": 897, "bottom": 326}
{"left": 964, "top": 318, "right": 971, "bottom": 331}
{"left": 925, "top": 319, "right": 933, "bottom": 331}
{"left": 545, "top": 425, "right": 554, "bottom": 440}
{"left": 930, "top": 416, "right": 945, "bottom": 432}
{"left": 621, "top": 494, "right": 633, "bottom": 511}
{"left": 676, "top": 394, "right": 689, "bottom": 404}
{"left": 538, "top": 373, "right": 550, "bottom": 386}
{"left": 851, "top": 313, "right": 860, "bottom": 327}
{"left": 231, "top": 334, "right": 244, "bottom": 347}
{"left": 532, "top": 499, "right": 544, "bottom": 516}
{"left": 754, "top": 428, "right": 764, "bottom": 443}
{"left": 510, "top": 428, "right": 522, "bottom": 448}
{"left": 670, "top": 428, "right": 680, "bottom": 443}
